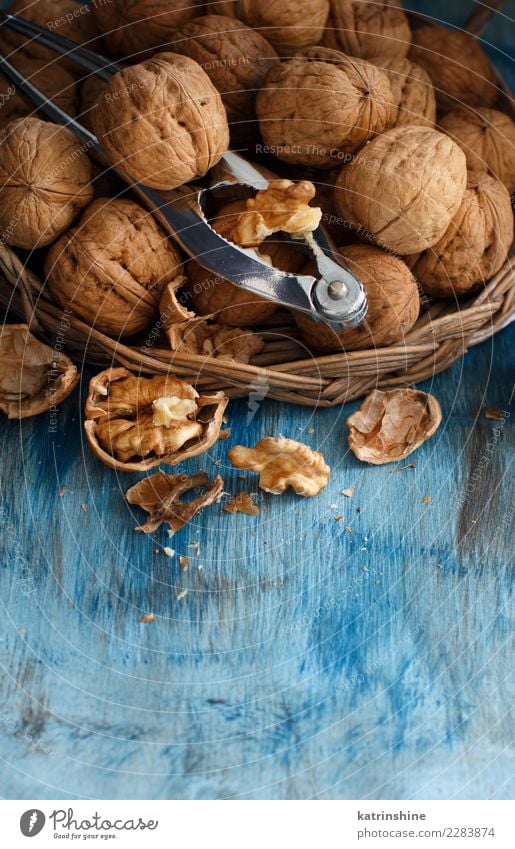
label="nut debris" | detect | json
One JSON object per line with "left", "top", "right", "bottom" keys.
{"left": 228, "top": 437, "right": 330, "bottom": 496}
{"left": 224, "top": 492, "right": 260, "bottom": 516}
{"left": 163, "top": 547, "right": 175, "bottom": 558}
{"left": 126, "top": 470, "right": 224, "bottom": 534}
{"left": 422, "top": 495, "right": 432, "bottom": 504}
{"left": 179, "top": 556, "right": 190, "bottom": 571}
{"left": 341, "top": 486, "right": 355, "bottom": 498}
{"left": 483, "top": 408, "right": 504, "bottom": 421}
{"left": 138, "top": 613, "right": 155, "bottom": 623}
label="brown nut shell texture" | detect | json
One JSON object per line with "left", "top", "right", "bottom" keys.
{"left": 334, "top": 127, "right": 467, "bottom": 255}
{"left": 294, "top": 244, "right": 420, "bottom": 353}
{"left": 409, "top": 25, "right": 498, "bottom": 112}
{"left": 228, "top": 437, "right": 330, "bottom": 496}
{"left": 93, "top": 0, "right": 201, "bottom": 58}
{"left": 0, "top": 53, "right": 78, "bottom": 129}
{"left": 0, "top": 324, "right": 79, "bottom": 419}
{"left": 347, "top": 388, "right": 442, "bottom": 465}
{"left": 256, "top": 53, "right": 394, "bottom": 169}
{"left": 410, "top": 173, "right": 513, "bottom": 299}
{"left": 45, "top": 198, "right": 183, "bottom": 337}
{"left": 84, "top": 367, "right": 228, "bottom": 472}
{"left": 324, "top": 0, "right": 411, "bottom": 61}
{"left": 92, "top": 52, "right": 229, "bottom": 190}
{"left": 212, "top": 0, "right": 329, "bottom": 54}
{"left": 439, "top": 107, "right": 515, "bottom": 194}
{"left": 126, "top": 470, "right": 224, "bottom": 534}
{"left": 0, "top": 117, "right": 93, "bottom": 250}
{"left": 369, "top": 56, "right": 436, "bottom": 129}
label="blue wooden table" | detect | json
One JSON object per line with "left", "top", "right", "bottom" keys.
{"left": 0, "top": 1, "right": 514, "bottom": 801}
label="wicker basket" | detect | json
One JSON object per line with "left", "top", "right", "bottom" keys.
{"left": 0, "top": 3, "right": 513, "bottom": 408}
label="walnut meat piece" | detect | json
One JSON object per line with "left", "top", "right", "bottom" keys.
{"left": 256, "top": 53, "right": 394, "bottom": 168}
{"left": 0, "top": 117, "right": 93, "bottom": 249}
{"left": 93, "top": 0, "right": 202, "bottom": 59}
{"left": 165, "top": 319, "right": 264, "bottom": 364}
{"left": 0, "top": 54, "right": 78, "bottom": 130}
{"left": 410, "top": 173, "right": 513, "bottom": 299}
{"left": 92, "top": 53, "right": 229, "bottom": 190}
{"left": 85, "top": 367, "right": 228, "bottom": 471}
{"left": 409, "top": 25, "right": 498, "bottom": 112}
{"left": 347, "top": 388, "right": 442, "bottom": 465}
{"left": 228, "top": 437, "right": 330, "bottom": 496}
{"left": 295, "top": 244, "right": 419, "bottom": 352}
{"left": 45, "top": 198, "right": 183, "bottom": 337}
{"left": 334, "top": 127, "right": 467, "bottom": 255}
{"left": 439, "top": 107, "right": 515, "bottom": 193}
{"left": 184, "top": 200, "right": 305, "bottom": 326}
{"left": 126, "top": 470, "right": 224, "bottom": 533}
{"left": 369, "top": 57, "right": 436, "bottom": 129}
{"left": 224, "top": 492, "right": 260, "bottom": 516}
{"left": 231, "top": 180, "right": 322, "bottom": 247}
{"left": 173, "top": 15, "right": 279, "bottom": 141}
{"left": 0, "top": 324, "right": 79, "bottom": 419}
{"left": 212, "top": 0, "right": 329, "bottom": 54}
{"left": 324, "top": 0, "right": 411, "bottom": 60}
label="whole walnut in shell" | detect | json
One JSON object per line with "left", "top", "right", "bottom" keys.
{"left": 408, "top": 25, "right": 498, "bottom": 112}
{"left": 334, "top": 127, "right": 467, "bottom": 255}
{"left": 294, "top": 244, "right": 420, "bottom": 353}
{"left": 0, "top": 53, "right": 78, "bottom": 129}
{"left": 185, "top": 200, "right": 305, "bottom": 326}
{"left": 173, "top": 15, "right": 279, "bottom": 142}
{"left": 45, "top": 198, "right": 183, "bottom": 337}
{"left": 85, "top": 367, "right": 228, "bottom": 472}
{"left": 324, "top": 0, "right": 411, "bottom": 60}
{"left": 211, "top": 0, "right": 329, "bottom": 54}
{"left": 256, "top": 53, "right": 394, "bottom": 169}
{"left": 0, "top": 324, "right": 79, "bottom": 419}
{"left": 228, "top": 437, "right": 330, "bottom": 496}
{"left": 92, "top": 0, "right": 202, "bottom": 59}
{"left": 410, "top": 173, "right": 513, "bottom": 299}
{"left": 439, "top": 107, "right": 515, "bottom": 193}
{"left": 0, "top": 117, "right": 93, "bottom": 249}
{"left": 92, "top": 53, "right": 229, "bottom": 190}
{"left": 369, "top": 56, "right": 436, "bottom": 128}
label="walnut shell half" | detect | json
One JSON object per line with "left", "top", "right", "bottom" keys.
{"left": 0, "top": 324, "right": 79, "bottom": 419}
{"left": 85, "top": 367, "right": 228, "bottom": 472}
{"left": 324, "top": 0, "right": 411, "bottom": 61}
{"left": 228, "top": 437, "right": 330, "bottom": 496}
{"left": 439, "top": 107, "right": 515, "bottom": 194}
{"left": 347, "top": 388, "right": 442, "bottom": 465}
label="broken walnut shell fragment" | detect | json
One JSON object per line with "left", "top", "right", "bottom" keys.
{"left": 228, "top": 437, "right": 330, "bottom": 496}
{"left": 347, "top": 388, "right": 442, "bottom": 465}
{"left": 84, "top": 367, "right": 228, "bottom": 472}
{"left": 126, "top": 470, "right": 224, "bottom": 534}
{"left": 224, "top": 492, "right": 260, "bottom": 516}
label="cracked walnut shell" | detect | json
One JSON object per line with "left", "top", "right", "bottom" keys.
{"left": 369, "top": 56, "right": 436, "bottom": 129}
{"left": 334, "top": 127, "right": 467, "bottom": 255}
{"left": 228, "top": 437, "right": 330, "bottom": 496}
{"left": 126, "top": 470, "right": 224, "bottom": 533}
{"left": 45, "top": 198, "right": 183, "bottom": 337}
{"left": 85, "top": 367, "right": 228, "bottom": 471}
{"left": 323, "top": 0, "right": 411, "bottom": 61}
{"left": 347, "top": 388, "right": 442, "bottom": 465}
{"left": 0, "top": 117, "right": 93, "bottom": 250}
{"left": 410, "top": 173, "right": 513, "bottom": 299}
{"left": 212, "top": 0, "right": 329, "bottom": 54}
{"left": 439, "top": 107, "right": 515, "bottom": 194}
{"left": 294, "top": 244, "right": 419, "bottom": 353}
{"left": 93, "top": 0, "right": 202, "bottom": 59}
{"left": 0, "top": 324, "right": 79, "bottom": 419}
{"left": 256, "top": 53, "right": 394, "bottom": 168}
{"left": 92, "top": 53, "right": 229, "bottom": 190}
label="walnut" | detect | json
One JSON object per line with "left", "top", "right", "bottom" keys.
{"left": 0, "top": 53, "right": 78, "bottom": 129}
{"left": 85, "top": 367, "right": 228, "bottom": 471}
{"left": 323, "top": 0, "right": 411, "bottom": 60}
{"left": 126, "top": 470, "right": 224, "bottom": 533}
{"left": 80, "top": 75, "right": 106, "bottom": 133}
{"left": 0, "top": 117, "right": 93, "bottom": 249}
{"left": 173, "top": 15, "right": 279, "bottom": 142}
{"left": 92, "top": 53, "right": 229, "bottom": 190}
{"left": 211, "top": 0, "right": 329, "bottom": 54}
{"left": 347, "top": 388, "right": 442, "bottom": 465}
{"left": 409, "top": 25, "right": 498, "bottom": 112}
{"left": 231, "top": 180, "right": 322, "bottom": 247}
{"left": 45, "top": 198, "right": 183, "bottom": 337}
{"left": 334, "top": 127, "right": 467, "bottom": 255}
{"left": 410, "top": 173, "right": 513, "bottom": 299}
{"left": 294, "top": 244, "right": 419, "bottom": 352}
{"left": 439, "top": 107, "right": 515, "bottom": 193}
{"left": 164, "top": 319, "right": 264, "bottom": 364}
{"left": 92, "top": 0, "right": 202, "bottom": 59}
{"left": 228, "top": 437, "right": 330, "bottom": 496}
{"left": 369, "top": 56, "right": 436, "bottom": 128}
{"left": 184, "top": 200, "right": 305, "bottom": 326}
{"left": 0, "top": 324, "right": 79, "bottom": 419}
{"left": 223, "top": 492, "right": 260, "bottom": 516}
{"left": 256, "top": 53, "right": 394, "bottom": 168}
